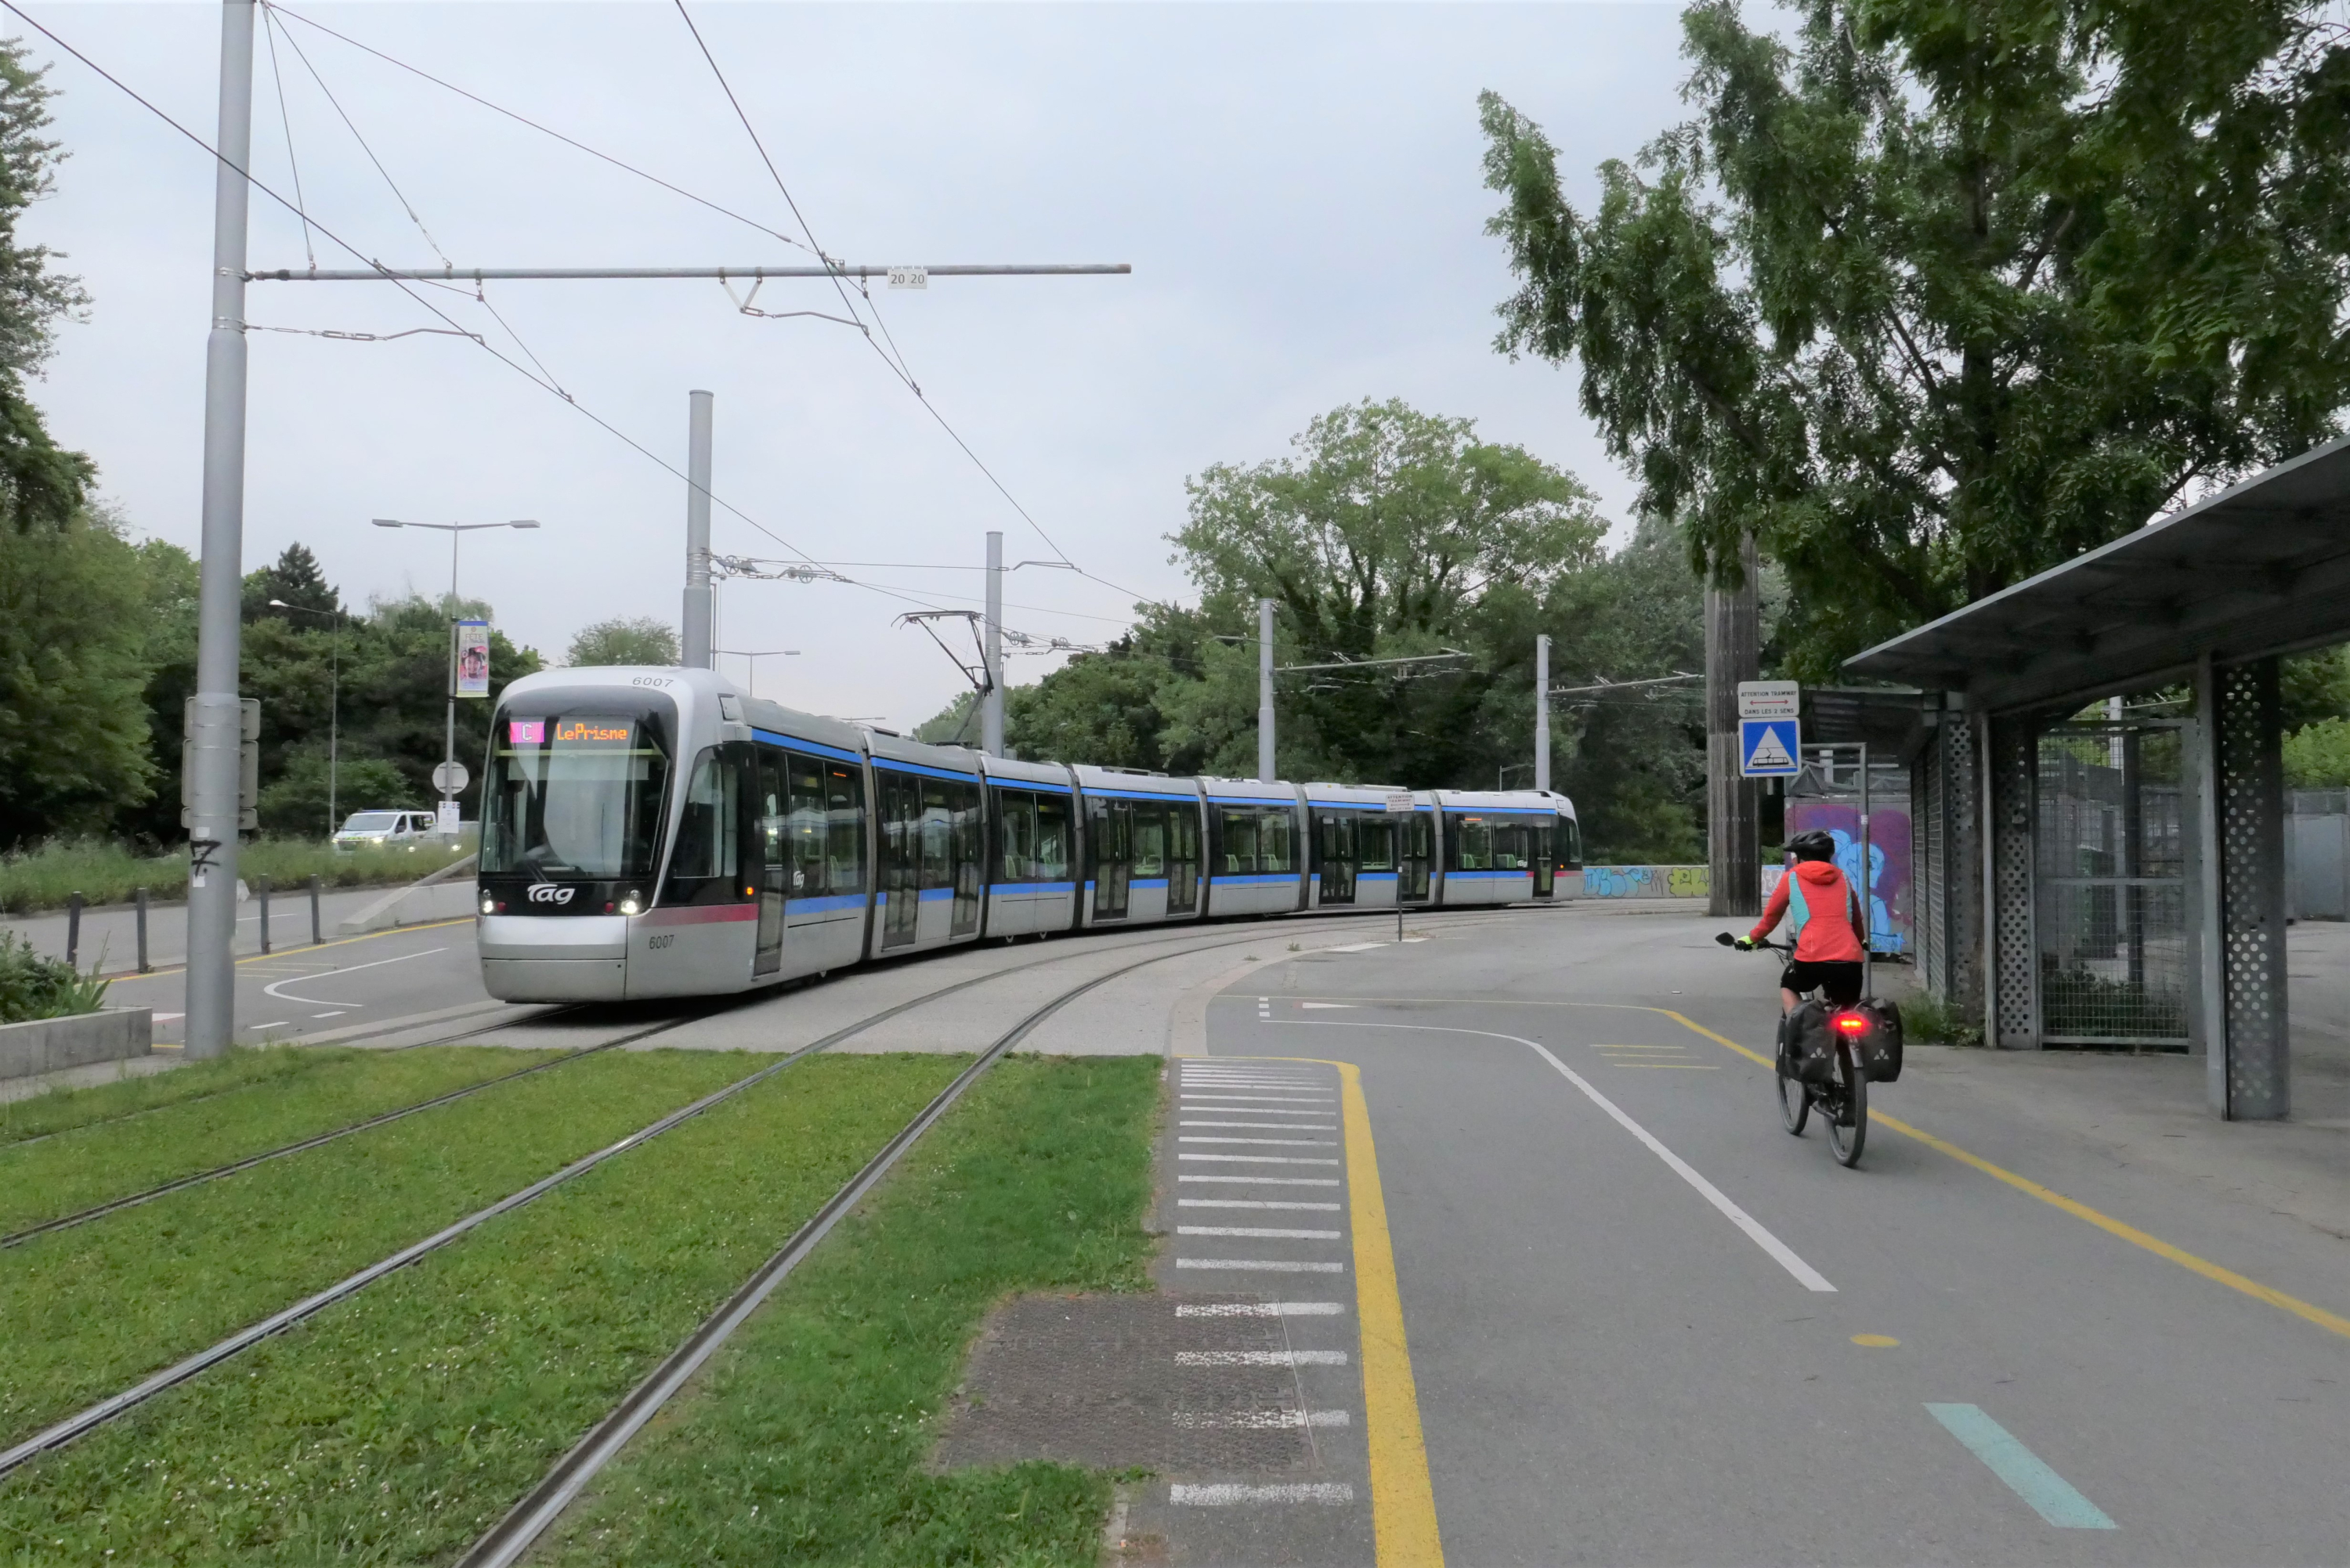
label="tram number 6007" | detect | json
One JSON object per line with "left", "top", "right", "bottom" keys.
{"left": 646, "top": 934, "right": 675, "bottom": 950}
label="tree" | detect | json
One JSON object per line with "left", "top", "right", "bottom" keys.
{"left": 565, "top": 616, "right": 678, "bottom": 668}
{"left": 0, "top": 38, "right": 89, "bottom": 537}
{"left": 242, "top": 542, "right": 341, "bottom": 625}
{"left": 257, "top": 750, "right": 412, "bottom": 838}
{"left": 1480, "top": 0, "right": 2350, "bottom": 674}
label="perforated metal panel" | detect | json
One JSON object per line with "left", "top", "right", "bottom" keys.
{"left": 2214, "top": 659, "right": 2289, "bottom": 1117}
{"left": 1989, "top": 715, "right": 2038, "bottom": 1048}
{"left": 1943, "top": 713, "right": 1982, "bottom": 1018}
{"left": 1916, "top": 737, "right": 1945, "bottom": 998}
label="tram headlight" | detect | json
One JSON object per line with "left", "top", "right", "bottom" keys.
{"left": 619, "top": 892, "right": 643, "bottom": 916}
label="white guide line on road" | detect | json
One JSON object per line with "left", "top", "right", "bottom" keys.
{"left": 259, "top": 946, "right": 446, "bottom": 1008}
{"left": 1180, "top": 1093, "right": 1336, "bottom": 1103}
{"left": 1178, "top": 1349, "right": 1350, "bottom": 1366}
{"left": 1289, "top": 1020, "right": 1838, "bottom": 1294}
{"left": 1180, "top": 1120, "right": 1337, "bottom": 1130}
{"left": 1176, "top": 1409, "right": 1350, "bottom": 1429}
{"left": 1173, "top": 1483, "right": 1355, "bottom": 1506}
{"left": 1180, "top": 1154, "right": 1340, "bottom": 1165}
{"left": 1180, "top": 1136, "right": 1337, "bottom": 1147}
{"left": 1180, "top": 1199, "right": 1342, "bottom": 1211}
{"left": 1179, "top": 1175, "right": 1340, "bottom": 1186}
{"left": 1177, "top": 1258, "right": 1346, "bottom": 1273}
{"left": 1176, "top": 1301, "right": 1346, "bottom": 1316}
{"left": 1179, "top": 1225, "right": 1344, "bottom": 1240}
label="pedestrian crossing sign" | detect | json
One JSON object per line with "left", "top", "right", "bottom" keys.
{"left": 1740, "top": 717, "right": 1800, "bottom": 778}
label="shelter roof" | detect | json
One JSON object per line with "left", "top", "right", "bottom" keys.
{"left": 1842, "top": 433, "right": 2350, "bottom": 713}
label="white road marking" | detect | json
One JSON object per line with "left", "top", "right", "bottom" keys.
{"left": 1175, "top": 1409, "right": 1352, "bottom": 1429}
{"left": 1178, "top": 1225, "right": 1343, "bottom": 1240}
{"left": 250, "top": 1021, "right": 291, "bottom": 1031}
{"left": 1300, "top": 1002, "right": 1358, "bottom": 1010}
{"left": 1179, "top": 1136, "right": 1337, "bottom": 1147}
{"left": 1177, "top": 1349, "right": 1350, "bottom": 1366}
{"left": 1171, "top": 1483, "right": 1355, "bottom": 1506}
{"left": 311, "top": 1011, "right": 345, "bottom": 1019}
{"left": 1176, "top": 1258, "right": 1346, "bottom": 1273}
{"left": 1180, "top": 1120, "right": 1336, "bottom": 1130}
{"left": 1321, "top": 941, "right": 1385, "bottom": 952}
{"left": 1178, "top": 1174, "right": 1340, "bottom": 1186}
{"left": 259, "top": 946, "right": 446, "bottom": 1008}
{"left": 1289, "top": 1019, "right": 1838, "bottom": 1294}
{"left": 1179, "top": 1199, "right": 1341, "bottom": 1211}
{"left": 1180, "top": 1094, "right": 1336, "bottom": 1103}
{"left": 1179, "top": 1154, "right": 1340, "bottom": 1165}
{"left": 1176, "top": 1302, "right": 1345, "bottom": 1317}
{"left": 153, "top": 1013, "right": 184, "bottom": 1023}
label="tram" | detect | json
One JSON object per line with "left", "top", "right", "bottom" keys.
{"left": 474, "top": 666, "right": 1582, "bottom": 1001}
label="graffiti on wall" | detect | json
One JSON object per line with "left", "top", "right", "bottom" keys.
{"left": 1581, "top": 865, "right": 1711, "bottom": 899}
{"left": 1784, "top": 802, "right": 1911, "bottom": 952}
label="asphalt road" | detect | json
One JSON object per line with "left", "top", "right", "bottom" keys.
{"left": 1181, "top": 906, "right": 2350, "bottom": 1565}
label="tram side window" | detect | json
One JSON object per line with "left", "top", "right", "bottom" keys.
{"left": 920, "top": 781, "right": 954, "bottom": 890}
{"left": 1035, "top": 793, "right": 1072, "bottom": 882}
{"left": 953, "top": 783, "right": 984, "bottom": 889}
{"left": 1135, "top": 804, "right": 1168, "bottom": 877}
{"left": 1259, "top": 810, "right": 1295, "bottom": 874}
{"left": 1452, "top": 817, "right": 1493, "bottom": 871}
{"left": 1359, "top": 818, "right": 1397, "bottom": 871}
{"left": 1492, "top": 822, "right": 1531, "bottom": 871}
{"left": 995, "top": 789, "right": 1037, "bottom": 883}
{"left": 784, "top": 753, "right": 830, "bottom": 896}
{"left": 1220, "top": 809, "right": 1260, "bottom": 874}
{"left": 1532, "top": 822, "right": 1553, "bottom": 866}
{"left": 670, "top": 748, "right": 740, "bottom": 880}
{"left": 1560, "top": 816, "right": 1583, "bottom": 867}
{"left": 825, "top": 766, "right": 866, "bottom": 895}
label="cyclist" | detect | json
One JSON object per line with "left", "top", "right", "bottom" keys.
{"left": 1735, "top": 829, "right": 1867, "bottom": 1015}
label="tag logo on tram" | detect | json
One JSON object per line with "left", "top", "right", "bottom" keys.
{"left": 527, "top": 883, "right": 575, "bottom": 905}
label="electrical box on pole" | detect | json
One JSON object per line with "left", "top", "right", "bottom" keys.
{"left": 183, "top": 697, "right": 260, "bottom": 832}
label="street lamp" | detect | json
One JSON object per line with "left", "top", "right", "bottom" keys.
{"left": 268, "top": 598, "right": 347, "bottom": 837}
{"left": 371, "top": 518, "right": 540, "bottom": 829}
{"left": 714, "top": 648, "right": 800, "bottom": 700}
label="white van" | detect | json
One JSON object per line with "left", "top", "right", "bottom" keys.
{"left": 333, "top": 810, "right": 437, "bottom": 852}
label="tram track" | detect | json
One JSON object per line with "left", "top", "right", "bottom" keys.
{"left": 0, "top": 910, "right": 1437, "bottom": 1483}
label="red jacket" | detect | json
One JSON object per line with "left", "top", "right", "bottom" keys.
{"left": 1752, "top": 860, "right": 1867, "bottom": 963}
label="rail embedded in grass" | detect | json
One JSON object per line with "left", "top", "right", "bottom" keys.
{"left": 0, "top": 1050, "right": 757, "bottom": 1457}
{"left": 0, "top": 1054, "right": 971, "bottom": 1561}
{"left": 537, "top": 1057, "right": 1161, "bottom": 1567}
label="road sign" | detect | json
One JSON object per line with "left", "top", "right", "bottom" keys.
{"left": 1737, "top": 680, "right": 1800, "bottom": 720}
{"left": 1383, "top": 790, "right": 1414, "bottom": 814}
{"left": 436, "top": 800, "right": 461, "bottom": 836}
{"left": 1740, "top": 717, "right": 1801, "bottom": 778}
{"left": 432, "top": 761, "right": 469, "bottom": 795}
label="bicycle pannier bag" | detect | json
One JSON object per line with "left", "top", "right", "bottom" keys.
{"left": 1854, "top": 997, "right": 1904, "bottom": 1082}
{"left": 1782, "top": 1000, "right": 1837, "bottom": 1086}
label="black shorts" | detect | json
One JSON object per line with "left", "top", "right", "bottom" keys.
{"left": 1781, "top": 959, "right": 1864, "bottom": 1006}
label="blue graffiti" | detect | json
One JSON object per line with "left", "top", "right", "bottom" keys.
{"left": 1828, "top": 830, "right": 1905, "bottom": 953}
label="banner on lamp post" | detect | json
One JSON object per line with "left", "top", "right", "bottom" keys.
{"left": 456, "top": 620, "right": 491, "bottom": 697}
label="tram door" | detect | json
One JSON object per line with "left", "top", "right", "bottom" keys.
{"left": 1167, "top": 804, "right": 1201, "bottom": 915}
{"left": 951, "top": 782, "right": 982, "bottom": 937}
{"left": 1092, "top": 799, "right": 1132, "bottom": 919}
{"left": 1317, "top": 812, "right": 1358, "bottom": 905}
{"left": 753, "top": 750, "right": 786, "bottom": 974}
{"left": 880, "top": 771, "right": 922, "bottom": 948}
{"left": 1399, "top": 811, "right": 1433, "bottom": 902}
{"left": 1532, "top": 821, "right": 1556, "bottom": 898}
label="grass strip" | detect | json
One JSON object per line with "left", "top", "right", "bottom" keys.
{"left": 0, "top": 1046, "right": 566, "bottom": 1236}
{"left": 0, "top": 1043, "right": 349, "bottom": 1145}
{"left": 541, "top": 1054, "right": 1163, "bottom": 1567}
{"left": 0, "top": 1053, "right": 971, "bottom": 1564}
{"left": 0, "top": 1047, "right": 757, "bottom": 1452}
{"left": 0, "top": 837, "right": 450, "bottom": 915}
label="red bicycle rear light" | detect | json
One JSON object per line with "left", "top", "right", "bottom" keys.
{"left": 1833, "top": 1011, "right": 1869, "bottom": 1035}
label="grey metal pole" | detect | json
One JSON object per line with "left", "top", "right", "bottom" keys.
{"left": 1535, "top": 634, "right": 1551, "bottom": 794}
{"left": 682, "top": 389, "right": 714, "bottom": 668}
{"left": 136, "top": 888, "right": 150, "bottom": 974}
{"left": 982, "top": 530, "right": 1004, "bottom": 755}
{"left": 257, "top": 875, "right": 271, "bottom": 955}
{"left": 309, "top": 873, "right": 322, "bottom": 945}
{"left": 443, "top": 526, "right": 460, "bottom": 829}
{"left": 1257, "top": 598, "right": 1276, "bottom": 783}
{"left": 66, "top": 892, "right": 81, "bottom": 970}
{"left": 186, "top": 0, "right": 258, "bottom": 1061}
{"left": 327, "top": 619, "right": 339, "bottom": 836}
{"left": 1859, "top": 741, "right": 1872, "bottom": 999}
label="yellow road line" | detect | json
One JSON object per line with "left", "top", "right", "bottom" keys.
{"left": 1655, "top": 1008, "right": 2350, "bottom": 1344}
{"left": 99, "top": 916, "right": 475, "bottom": 985}
{"left": 1222, "top": 1055, "right": 1444, "bottom": 1567}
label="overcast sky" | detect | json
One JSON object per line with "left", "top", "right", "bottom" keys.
{"left": 21, "top": 0, "right": 1692, "bottom": 730}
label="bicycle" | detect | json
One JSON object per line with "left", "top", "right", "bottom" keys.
{"left": 1715, "top": 931, "right": 1870, "bottom": 1168}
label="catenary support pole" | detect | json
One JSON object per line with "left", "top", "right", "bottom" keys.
{"left": 186, "top": 0, "right": 258, "bottom": 1060}
{"left": 443, "top": 528, "right": 461, "bottom": 828}
{"left": 982, "top": 530, "right": 1004, "bottom": 755}
{"left": 1535, "top": 634, "right": 1551, "bottom": 794}
{"left": 682, "top": 390, "right": 714, "bottom": 668}
{"left": 1705, "top": 534, "right": 1762, "bottom": 919}
{"left": 1257, "top": 598, "right": 1277, "bottom": 783}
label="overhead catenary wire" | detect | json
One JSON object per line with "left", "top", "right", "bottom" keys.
{"left": 258, "top": 6, "right": 315, "bottom": 270}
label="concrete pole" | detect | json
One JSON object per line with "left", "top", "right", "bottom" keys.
{"left": 1535, "top": 634, "right": 1551, "bottom": 793}
{"left": 982, "top": 530, "right": 1005, "bottom": 754}
{"left": 682, "top": 389, "right": 714, "bottom": 668}
{"left": 1257, "top": 597, "right": 1277, "bottom": 783}
{"left": 185, "top": 0, "right": 258, "bottom": 1060}
{"left": 443, "top": 527, "right": 461, "bottom": 824}
{"left": 1705, "top": 533, "right": 1762, "bottom": 918}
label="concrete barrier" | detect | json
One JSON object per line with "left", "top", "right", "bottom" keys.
{"left": 0, "top": 1006, "right": 153, "bottom": 1081}
{"left": 338, "top": 852, "right": 480, "bottom": 936}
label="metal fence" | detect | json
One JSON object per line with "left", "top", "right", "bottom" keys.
{"left": 2034, "top": 723, "right": 2191, "bottom": 1048}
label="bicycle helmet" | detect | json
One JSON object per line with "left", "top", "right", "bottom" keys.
{"left": 1787, "top": 829, "right": 1837, "bottom": 862}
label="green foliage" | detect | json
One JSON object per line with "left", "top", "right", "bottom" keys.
{"left": 0, "top": 929, "right": 106, "bottom": 1023}
{"left": 565, "top": 614, "right": 679, "bottom": 667}
{"left": 1481, "top": 0, "right": 2350, "bottom": 674}
{"left": 254, "top": 749, "right": 414, "bottom": 839}
{"left": 1899, "top": 987, "right": 1981, "bottom": 1047}
{"left": 913, "top": 688, "right": 980, "bottom": 746}
{"left": 2285, "top": 716, "right": 2350, "bottom": 789}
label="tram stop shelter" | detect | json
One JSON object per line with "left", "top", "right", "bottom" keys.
{"left": 1845, "top": 432, "right": 2350, "bottom": 1120}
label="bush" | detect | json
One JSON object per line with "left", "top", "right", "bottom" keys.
{"left": 1901, "top": 988, "right": 1982, "bottom": 1046}
{"left": 0, "top": 836, "right": 457, "bottom": 914}
{"left": 0, "top": 930, "right": 110, "bottom": 1024}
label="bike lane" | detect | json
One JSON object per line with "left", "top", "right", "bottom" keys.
{"left": 1237, "top": 910, "right": 2350, "bottom": 1565}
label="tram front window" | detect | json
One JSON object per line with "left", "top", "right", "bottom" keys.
{"left": 483, "top": 714, "right": 670, "bottom": 880}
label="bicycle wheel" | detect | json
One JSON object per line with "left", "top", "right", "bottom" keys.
{"left": 1827, "top": 1043, "right": 1867, "bottom": 1168}
{"left": 1774, "top": 1016, "right": 1809, "bottom": 1135}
